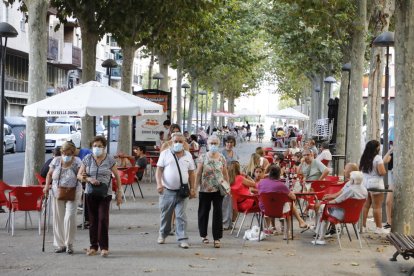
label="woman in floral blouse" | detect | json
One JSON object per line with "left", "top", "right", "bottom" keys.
{"left": 195, "top": 135, "right": 229, "bottom": 248}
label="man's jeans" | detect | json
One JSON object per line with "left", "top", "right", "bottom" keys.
{"left": 159, "top": 188, "right": 188, "bottom": 241}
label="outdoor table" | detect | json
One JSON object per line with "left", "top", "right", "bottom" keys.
{"left": 331, "top": 154, "right": 346, "bottom": 176}
{"left": 294, "top": 191, "right": 317, "bottom": 219}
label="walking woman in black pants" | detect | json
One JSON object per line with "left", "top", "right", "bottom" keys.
{"left": 195, "top": 135, "right": 229, "bottom": 248}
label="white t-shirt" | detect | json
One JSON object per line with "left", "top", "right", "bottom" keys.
{"left": 157, "top": 150, "right": 195, "bottom": 190}
{"left": 316, "top": 149, "right": 332, "bottom": 161}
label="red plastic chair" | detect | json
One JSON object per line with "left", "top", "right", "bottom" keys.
{"left": 321, "top": 159, "right": 330, "bottom": 166}
{"left": 134, "top": 167, "right": 145, "bottom": 199}
{"left": 0, "top": 181, "right": 15, "bottom": 231}
{"left": 264, "top": 155, "right": 274, "bottom": 164}
{"left": 9, "top": 186, "right": 44, "bottom": 236}
{"left": 263, "top": 147, "right": 273, "bottom": 156}
{"left": 119, "top": 166, "right": 140, "bottom": 201}
{"left": 316, "top": 198, "right": 366, "bottom": 249}
{"left": 230, "top": 191, "right": 260, "bottom": 237}
{"left": 35, "top": 173, "right": 46, "bottom": 186}
{"left": 258, "top": 192, "right": 293, "bottom": 243}
{"left": 299, "top": 180, "right": 337, "bottom": 215}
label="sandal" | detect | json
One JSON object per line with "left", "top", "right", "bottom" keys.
{"left": 86, "top": 248, "right": 97, "bottom": 256}
{"left": 202, "top": 237, "right": 209, "bottom": 244}
{"left": 213, "top": 240, "right": 221, "bottom": 248}
{"left": 101, "top": 249, "right": 109, "bottom": 257}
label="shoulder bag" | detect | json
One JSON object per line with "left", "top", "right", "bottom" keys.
{"left": 87, "top": 155, "right": 111, "bottom": 198}
{"left": 172, "top": 151, "right": 190, "bottom": 198}
{"left": 56, "top": 160, "right": 77, "bottom": 201}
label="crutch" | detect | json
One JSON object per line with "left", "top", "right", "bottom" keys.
{"left": 42, "top": 191, "right": 48, "bottom": 252}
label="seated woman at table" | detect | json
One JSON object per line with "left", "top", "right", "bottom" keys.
{"left": 284, "top": 139, "right": 300, "bottom": 158}
{"left": 257, "top": 165, "right": 296, "bottom": 236}
{"left": 258, "top": 165, "right": 309, "bottom": 233}
{"left": 256, "top": 147, "right": 270, "bottom": 169}
{"left": 245, "top": 153, "right": 268, "bottom": 178}
{"left": 312, "top": 171, "right": 368, "bottom": 245}
{"left": 229, "top": 161, "right": 257, "bottom": 212}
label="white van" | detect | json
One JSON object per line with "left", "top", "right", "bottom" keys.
{"left": 54, "top": 117, "right": 82, "bottom": 130}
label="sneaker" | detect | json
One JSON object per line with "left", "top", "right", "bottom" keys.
{"left": 383, "top": 223, "right": 391, "bottom": 229}
{"left": 311, "top": 240, "right": 326, "bottom": 245}
{"left": 324, "top": 228, "right": 336, "bottom": 238}
{"left": 361, "top": 226, "right": 367, "bottom": 233}
{"left": 157, "top": 236, "right": 165, "bottom": 244}
{"left": 374, "top": 227, "right": 387, "bottom": 235}
{"left": 180, "top": 242, "right": 189, "bottom": 249}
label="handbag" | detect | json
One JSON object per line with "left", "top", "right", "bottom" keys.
{"left": 172, "top": 151, "right": 190, "bottom": 198}
{"left": 56, "top": 163, "right": 77, "bottom": 201}
{"left": 86, "top": 155, "right": 110, "bottom": 198}
{"left": 219, "top": 180, "right": 231, "bottom": 196}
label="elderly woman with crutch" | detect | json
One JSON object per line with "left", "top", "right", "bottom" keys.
{"left": 43, "top": 142, "right": 82, "bottom": 254}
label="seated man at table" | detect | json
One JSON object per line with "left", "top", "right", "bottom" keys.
{"left": 298, "top": 149, "right": 329, "bottom": 181}
{"left": 313, "top": 163, "right": 359, "bottom": 236}
{"left": 133, "top": 145, "right": 148, "bottom": 181}
{"left": 312, "top": 171, "right": 368, "bottom": 245}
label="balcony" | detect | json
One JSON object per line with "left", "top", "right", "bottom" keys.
{"left": 5, "top": 78, "right": 28, "bottom": 93}
{"left": 59, "top": 43, "right": 82, "bottom": 69}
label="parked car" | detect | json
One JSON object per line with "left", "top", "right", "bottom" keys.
{"left": 54, "top": 117, "right": 82, "bottom": 130}
{"left": 3, "top": 124, "right": 16, "bottom": 154}
{"left": 45, "top": 123, "right": 81, "bottom": 152}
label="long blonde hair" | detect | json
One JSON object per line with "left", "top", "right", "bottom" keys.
{"left": 228, "top": 161, "right": 241, "bottom": 185}
{"left": 245, "top": 153, "right": 260, "bottom": 176}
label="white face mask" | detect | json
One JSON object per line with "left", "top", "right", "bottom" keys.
{"left": 92, "top": 147, "right": 104, "bottom": 156}
{"left": 173, "top": 142, "right": 184, "bottom": 152}
{"left": 62, "top": 155, "right": 72, "bottom": 163}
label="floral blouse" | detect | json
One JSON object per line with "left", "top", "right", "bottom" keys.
{"left": 198, "top": 153, "right": 227, "bottom": 193}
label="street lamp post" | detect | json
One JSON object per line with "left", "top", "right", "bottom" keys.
{"left": 0, "top": 23, "right": 18, "bottom": 181}
{"left": 181, "top": 83, "right": 190, "bottom": 131}
{"left": 101, "top": 59, "right": 118, "bottom": 153}
{"left": 152, "top": 73, "right": 164, "bottom": 90}
{"left": 342, "top": 62, "right": 351, "bottom": 163}
{"left": 373, "top": 31, "right": 394, "bottom": 189}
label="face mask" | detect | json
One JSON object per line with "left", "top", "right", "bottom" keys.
{"left": 173, "top": 143, "right": 183, "bottom": 152}
{"left": 209, "top": 145, "right": 219, "bottom": 153}
{"left": 92, "top": 147, "right": 103, "bottom": 156}
{"left": 62, "top": 155, "right": 72, "bottom": 163}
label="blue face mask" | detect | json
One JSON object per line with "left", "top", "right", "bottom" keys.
{"left": 62, "top": 155, "right": 72, "bottom": 163}
{"left": 92, "top": 147, "right": 103, "bottom": 156}
{"left": 173, "top": 143, "right": 184, "bottom": 152}
{"left": 209, "top": 145, "right": 219, "bottom": 153}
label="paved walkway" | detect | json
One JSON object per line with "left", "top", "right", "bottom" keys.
{"left": 0, "top": 140, "right": 408, "bottom": 275}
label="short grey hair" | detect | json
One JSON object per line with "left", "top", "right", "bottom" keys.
{"left": 171, "top": 132, "right": 185, "bottom": 140}
{"left": 207, "top": 135, "right": 220, "bottom": 144}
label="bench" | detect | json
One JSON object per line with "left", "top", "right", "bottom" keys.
{"left": 387, "top": 232, "right": 414, "bottom": 275}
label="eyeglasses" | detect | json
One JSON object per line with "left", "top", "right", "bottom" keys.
{"left": 210, "top": 142, "right": 219, "bottom": 145}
